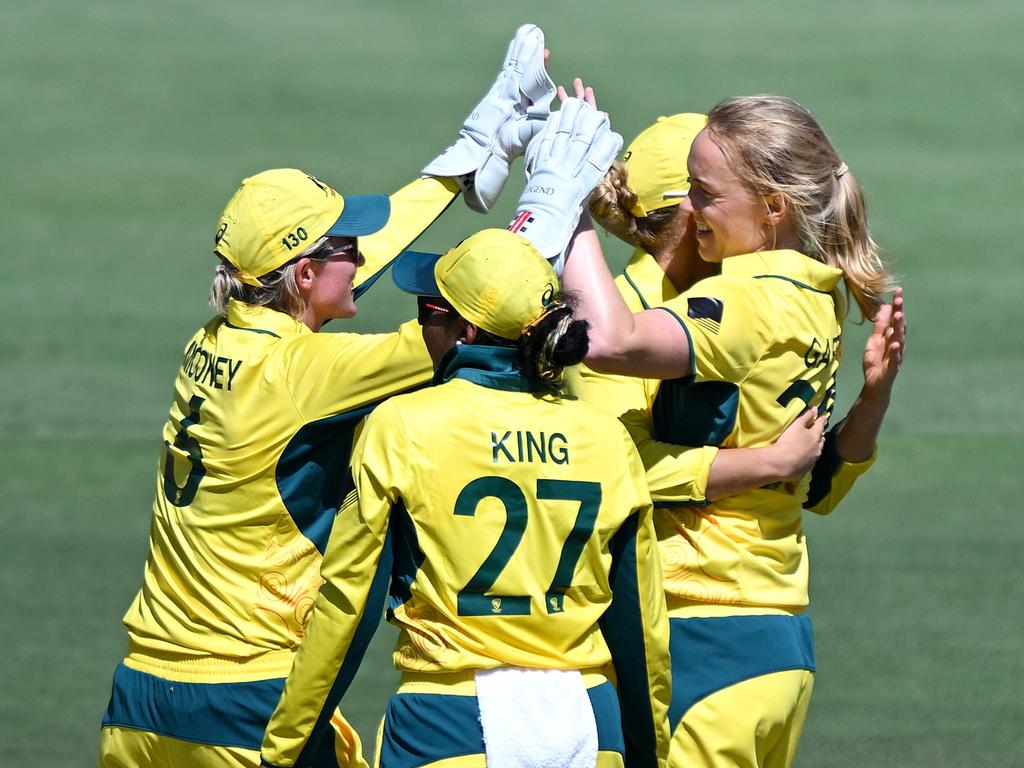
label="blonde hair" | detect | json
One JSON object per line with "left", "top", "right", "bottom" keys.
{"left": 589, "top": 160, "right": 679, "bottom": 253}
{"left": 208, "top": 237, "right": 343, "bottom": 317}
{"left": 209, "top": 257, "right": 305, "bottom": 317}
{"left": 705, "top": 95, "right": 896, "bottom": 319}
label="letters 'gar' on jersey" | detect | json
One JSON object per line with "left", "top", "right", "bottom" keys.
{"left": 654, "top": 249, "right": 844, "bottom": 610}
{"left": 261, "top": 344, "right": 670, "bottom": 768}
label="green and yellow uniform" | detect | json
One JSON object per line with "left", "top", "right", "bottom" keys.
{"left": 567, "top": 249, "right": 719, "bottom": 504}
{"left": 260, "top": 344, "right": 671, "bottom": 768}
{"left": 657, "top": 249, "right": 842, "bottom": 768}
{"left": 571, "top": 247, "right": 874, "bottom": 517}
{"left": 655, "top": 249, "right": 843, "bottom": 609}
{"left": 99, "top": 177, "right": 458, "bottom": 768}
{"left": 577, "top": 247, "right": 873, "bottom": 768}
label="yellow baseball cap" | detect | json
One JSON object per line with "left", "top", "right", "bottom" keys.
{"left": 622, "top": 113, "right": 707, "bottom": 217}
{"left": 392, "top": 229, "right": 558, "bottom": 340}
{"left": 213, "top": 168, "right": 390, "bottom": 286}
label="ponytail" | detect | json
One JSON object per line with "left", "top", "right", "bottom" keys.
{"left": 466, "top": 292, "right": 591, "bottom": 393}
{"left": 209, "top": 256, "right": 305, "bottom": 318}
{"left": 519, "top": 301, "right": 590, "bottom": 389}
{"left": 818, "top": 167, "right": 894, "bottom": 319}
{"left": 590, "top": 161, "right": 680, "bottom": 254}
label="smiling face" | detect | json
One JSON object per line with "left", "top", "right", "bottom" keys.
{"left": 680, "top": 129, "right": 772, "bottom": 263}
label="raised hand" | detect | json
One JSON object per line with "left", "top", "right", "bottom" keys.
{"left": 511, "top": 95, "right": 623, "bottom": 274}
{"left": 862, "top": 286, "right": 906, "bottom": 401}
{"left": 422, "top": 24, "right": 556, "bottom": 212}
{"left": 556, "top": 77, "right": 597, "bottom": 108}
{"left": 832, "top": 286, "right": 906, "bottom": 463}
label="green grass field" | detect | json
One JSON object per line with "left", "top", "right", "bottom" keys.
{"left": 3, "top": 1, "right": 1022, "bottom": 765}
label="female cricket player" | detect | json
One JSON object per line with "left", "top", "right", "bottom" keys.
{"left": 98, "top": 25, "right": 558, "bottom": 768}
{"left": 554, "top": 93, "right": 902, "bottom": 767}
{"left": 259, "top": 229, "right": 670, "bottom": 768}
{"left": 580, "top": 111, "right": 906, "bottom": 516}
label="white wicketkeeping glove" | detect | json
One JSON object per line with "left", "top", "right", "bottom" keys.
{"left": 422, "top": 24, "right": 555, "bottom": 213}
{"left": 509, "top": 98, "right": 623, "bottom": 275}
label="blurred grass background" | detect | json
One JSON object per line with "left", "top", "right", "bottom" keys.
{"left": 2, "top": 1, "right": 1022, "bottom": 765}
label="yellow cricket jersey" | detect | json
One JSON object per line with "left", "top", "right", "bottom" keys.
{"left": 568, "top": 249, "right": 719, "bottom": 505}
{"left": 572, "top": 248, "right": 873, "bottom": 515}
{"left": 654, "top": 249, "right": 845, "bottom": 611}
{"left": 121, "top": 176, "right": 457, "bottom": 682}
{"left": 262, "top": 345, "right": 671, "bottom": 768}
{"left": 803, "top": 420, "right": 877, "bottom": 516}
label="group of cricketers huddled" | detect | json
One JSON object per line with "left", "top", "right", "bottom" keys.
{"left": 97, "top": 23, "right": 905, "bottom": 768}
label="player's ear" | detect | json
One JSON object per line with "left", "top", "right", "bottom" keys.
{"left": 293, "top": 258, "right": 317, "bottom": 290}
{"left": 461, "top": 323, "right": 478, "bottom": 345}
{"left": 763, "top": 192, "right": 788, "bottom": 225}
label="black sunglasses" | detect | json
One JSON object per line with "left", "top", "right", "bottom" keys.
{"left": 416, "top": 296, "right": 454, "bottom": 325}
{"left": 308, "top": 237, "right": 358, "bottom": 261}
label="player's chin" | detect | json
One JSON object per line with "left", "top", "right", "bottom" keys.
{"left": 696, "top": 244, "right": 717, "bottom": 263}
{"left": 332, "top": 302, "right": 358, "bottom": 320}
{"left": 695, "top": 237, "right": 724, "bottom": 263}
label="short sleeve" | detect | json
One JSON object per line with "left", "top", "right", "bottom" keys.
{"left": 658, "top": 277, "right": 770, "bottom": 386}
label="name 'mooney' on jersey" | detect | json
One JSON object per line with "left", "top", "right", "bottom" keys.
{"left": 179, "top": 338, "right": 244, "bottom": 391}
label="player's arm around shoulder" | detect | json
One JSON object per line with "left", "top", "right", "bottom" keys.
{"left": 278, "top": 319, "right": 433, "bottom": 422}
{"left": 618, "top": 400, "right": 718, "bottom": 506}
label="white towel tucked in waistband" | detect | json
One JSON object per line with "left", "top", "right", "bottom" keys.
{"left": 475, "top": 667, "right": 598, "bottom": 768}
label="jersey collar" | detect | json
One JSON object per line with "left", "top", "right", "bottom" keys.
{"left": 620, "top": 248, "right": 680, "bottom": 310}
{"left": 433, "top": 344, "right": 545, "bottom": 392}
{"left": 721, "top": 249, "right": 843, "bottom": 293}
{"left": 224, "top": 299, "right": 311, "bottom": 338}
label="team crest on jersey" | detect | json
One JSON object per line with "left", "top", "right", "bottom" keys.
{"left": 687, "top": 297, "right": 724, "bottom": 334}
{"left": 491, "top": 598, "right": 503, "bottom": 614}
